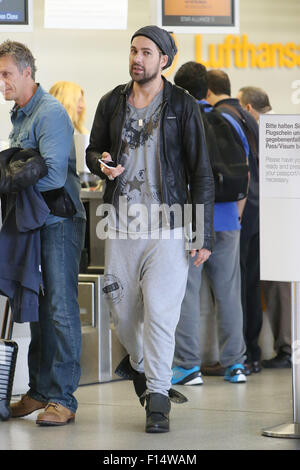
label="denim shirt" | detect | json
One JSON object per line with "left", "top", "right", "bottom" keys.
{"left": 9, "top": 84, "right": 86, "bottom": 225}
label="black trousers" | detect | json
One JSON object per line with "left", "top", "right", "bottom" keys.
{"left": 240, "top": 230, "right": 263, "bottom": 362}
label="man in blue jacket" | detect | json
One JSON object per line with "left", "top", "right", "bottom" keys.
{"left": 173, "top": 63, "right": 249, "bottom": 385}
{"left": 0, "top": 40, "right": 86, "bottom": 426}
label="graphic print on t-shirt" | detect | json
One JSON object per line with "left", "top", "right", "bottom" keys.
{"left": 118, "top": 102, "right": 162, "bottom": 203}
{"left": 115, "top": 91, "right": 164, "bottom": 219}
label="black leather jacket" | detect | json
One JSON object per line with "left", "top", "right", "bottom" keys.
{"left": 86, "top": 78, "right": 214, "bottom": 250}
{"left": 0, "top": 147, "right": 48, "bottom": 194}
{"left": 0, "top": 147, "right": 75, "bottom": 219}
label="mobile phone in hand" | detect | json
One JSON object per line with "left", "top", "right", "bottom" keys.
{"left": 98, "top": 158, "right": 117, "bottom": 169}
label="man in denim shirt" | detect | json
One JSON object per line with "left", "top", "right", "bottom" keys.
{"left": 0, "top": 40, "right": 86, "bottom": 426}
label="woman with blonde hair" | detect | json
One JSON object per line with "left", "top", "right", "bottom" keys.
{"left": 49, "top": 81, "right": 88, "bottom": 134}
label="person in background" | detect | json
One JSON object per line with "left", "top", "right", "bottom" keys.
{"left": 238, "top": 86, "right": 291, "bottom": 369}
{"left": 219, "top": 84, "right": 262, "bottom": 375}
{"left": 204, "top": 71, "right": 260, "bottom": 376}
{"left": 49, "top": 81, "right": 88, "bottom": 135}
{"left": 50, "top": 80, "right": 97, "bottom": 193}
{"left": 86, "top": 26, "right": 214, "bottom": 433}
{"left": 0, "top": 40, "right": 86, "bottom": 426}
{"left": 172, "top": 63, "right": 247, "bottom": 385}
{"left": 237, "top": 86, "right": 272, "bottom": 121}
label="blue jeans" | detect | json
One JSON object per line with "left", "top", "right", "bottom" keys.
{"left": 28, "top": 217, "right": 85, "bottom": 413}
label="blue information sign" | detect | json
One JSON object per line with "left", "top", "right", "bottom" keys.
{"left": 0, "top": 0, "right": 28, "bottom": 25}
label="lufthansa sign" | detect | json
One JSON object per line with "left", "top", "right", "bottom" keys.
{"left": 196, "top": 34, "right": 300, "bottom": 68}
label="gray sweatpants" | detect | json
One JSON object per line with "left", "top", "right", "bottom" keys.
{"left": 103, "top": 230, "right": 189, "bottom": 395}
{"left": 174, "top": 230, "right": 246, "bottom": 369}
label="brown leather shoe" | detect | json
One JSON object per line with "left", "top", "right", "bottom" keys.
{"left": 201, "top": 362, "right": 226, "bottom": 376}
{"left": 36, "top": 403, "right": 75, "bottom": 426}
{"left": 10, "top": 393, "right": 47, "bottom": 418}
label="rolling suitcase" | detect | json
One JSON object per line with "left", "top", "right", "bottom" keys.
{"left": 0, "top": 300, "right": 18, "bottom": 421}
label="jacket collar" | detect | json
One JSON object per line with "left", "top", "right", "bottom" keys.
{"left": 215, "top": 97, "right": 240, "bottom": 108}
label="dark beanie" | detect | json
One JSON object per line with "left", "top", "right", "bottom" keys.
{"left": 131, "top": 25, "right": 177, "bottom": 69}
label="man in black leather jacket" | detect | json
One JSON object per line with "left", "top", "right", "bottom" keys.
{"left": 86, "top": 25, "right": 214, "bottom": 433}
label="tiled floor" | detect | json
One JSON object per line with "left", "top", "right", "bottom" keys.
{"left": 1, "top": 368, "right": 300, "bottom": 451}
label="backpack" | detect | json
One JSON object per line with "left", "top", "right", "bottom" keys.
{"left": 199, "top": 103, "right": 249, "bottom": 203}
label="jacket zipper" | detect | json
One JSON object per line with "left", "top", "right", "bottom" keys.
{"left": 158, "top": 101, "right": 170, "bottom": 228}
{"left": 110, "top": 97, "right": 127, "bottom": 206}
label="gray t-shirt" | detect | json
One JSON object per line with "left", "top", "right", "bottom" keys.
{"left": 112, "top": 90, "right": 166, "bottom": 234}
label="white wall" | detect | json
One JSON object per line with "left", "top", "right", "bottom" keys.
{"left": 0, "top": 0, "right": 299, "bottom": 141}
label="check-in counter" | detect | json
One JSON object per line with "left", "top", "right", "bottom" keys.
{"left": 78, "top": 189, "right": 126, "bottom": 385}
{"left": 78, "top": 274, "right": 126, "bottom": 385}
{"left": 80, "top": 188, "right": 106, "bottom": 271}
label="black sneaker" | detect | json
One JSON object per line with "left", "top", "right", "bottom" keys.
{"left": 114, "top": 355, "right": 146, "bottom": 402}
{"left": 243, "top": 361, "right": 262, "bottom": 374}
{"left": 262, "top": 352, "right": 291, "bottom": 369}
{"left": 251, "top": 361, "right": 262, "bottom": 373}
{"left": 145, "top": 393, "right": 170, "bottom": 433}
{"left": 115, "top": 355, "right": 188, "bottom": 406}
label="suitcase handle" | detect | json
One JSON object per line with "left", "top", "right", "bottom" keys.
{"left": 1, "top": 299, "right": 13, "bottom": 340}
{"left": 0, "top": 300, "right": 17, "bottom": 421}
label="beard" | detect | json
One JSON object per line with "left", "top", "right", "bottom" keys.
{"left": 129, "top": 62, "right": 161, "bottom": 85}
